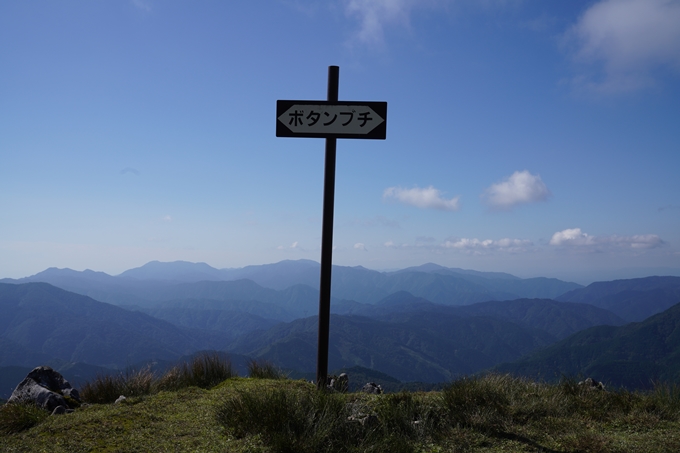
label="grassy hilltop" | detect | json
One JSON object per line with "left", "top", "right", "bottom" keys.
{"left": 2, "top": 356, "right": 680, "bottom": 453}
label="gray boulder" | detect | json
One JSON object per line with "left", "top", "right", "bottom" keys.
{"left": 361, "top": 382, "right": 383, "bottom": 394}
{"left": 327, "top": 373, "right": 349, "bottom": 393}
{"left": 578, "top": 377, "right": 605, "bottom": 391}
{"left": 8, "top": 366, "right": 81, "bottom": 412}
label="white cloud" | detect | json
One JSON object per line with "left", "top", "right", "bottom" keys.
{"left": 384, "top": 186, "right": 460, "bottom": 211}
{"left": 344, "top": 0, "right": 421, "bottom": 46}
{"left": 162, "top": 215, "right": 172, "bottom": 222}
{"left": 381, "top": 234, "right": 534, "bottom": 254}
{"left": 442, "top": 237, "right": 533, "bottom": 253}
{"left": 444, "top": 238, "right": 494, "bottom": 249}
{"left": 482, "top": 170, "right": 551, "bottom": 210}
{"left": 354, "top": 242, "right": 368, "bottom": 251}
{"left": 565, "top": 0, "right": 680, "bottom": 93}
{"left": 343, "top": 0, "right": 522, "bottom": 46}
{"left": 549, "top": 228, "right": 595, "bottom": 246}
{"left": 278, "top": 241, "right": 304, "bottom": 251}
{"left": 610, "top": 235, "right": 665, "bottom": 249}
{"left": 550, "top": 228, "right": 665, "bottom": 250}
{"left": 131, "top": 0, "right": 151, "bottom": 12}
{"left": 383, "top": 240, "right": 410, "bottom": 249}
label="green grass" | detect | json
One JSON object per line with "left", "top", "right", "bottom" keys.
{"left": 2, "top": 374, "right": 680, "bottom": 452}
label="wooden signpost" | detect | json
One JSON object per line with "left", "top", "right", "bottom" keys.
{"left": 276, "top": 66, "right": 387, "bottom": 388}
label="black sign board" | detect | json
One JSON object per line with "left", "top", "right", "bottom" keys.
{"left": 276, "top": 100, "right": 387, "bottom": 139}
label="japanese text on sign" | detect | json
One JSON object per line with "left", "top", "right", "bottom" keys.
{"left": 276, "top": 101, "right": 387, "bottom": 139}
{"left": 287, "top": 108, "right": 374, "bottom": 128}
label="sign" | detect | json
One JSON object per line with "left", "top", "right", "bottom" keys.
{"left": 276, "top": 100, "right": 387, "bottom": 139}
{"left": 276, "top": 66, "right": 387, "bottom": 389}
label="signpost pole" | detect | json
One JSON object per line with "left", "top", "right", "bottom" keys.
{"left": 316, "top": 65, "right": 339, "bottom": 389}
{"left": 276, "top": 65, "right": 385, "bottom": 389}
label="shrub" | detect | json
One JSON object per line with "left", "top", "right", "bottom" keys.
{"left": 125, "top": 366, "right": 155, "bottom": 396}
{"left": 0, "top": 402, "right": 49, "bottom": 435}
{"left": 442, "top": 374, "right": 512, "bottom": 431}
{"left": 642, "top": 382, "right": 680, "bottom": 420}
{"left": 158, "top": 353, "right": 236, "bottom": 390}
{"left": 80, "top": 367, "right": 154, "bottom": 404}
{"left": 216, "top": 386, "right": 449, "bottom": 453}
{"left": 80, "top": 374, "right": 126, "bottom": 404}
{"left": 247, "top": 359, "right": 286, "bottom": 380}
{"left": 368, "top": 391, "right": 449, "bottom": 452}
{"left": 548, "top": 377, "right": 644, "bottom": 423}
{"left": 217, "top": 387, "right": 358, "bottom": 453}
{"left": 81, "top": 354, "right": 237, "bottom": 403}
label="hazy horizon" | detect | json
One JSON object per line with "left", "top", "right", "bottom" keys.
{"left": 5, "top": 258, "right": 680, "bottom": 286}
{"left": 2, "top": 1, "right": 679, "bottom": 285}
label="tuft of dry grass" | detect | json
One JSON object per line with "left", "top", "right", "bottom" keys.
{"left": 81, "top": 353, "right": 236, "bottom": 404}
{"left": 0, "top": 402, "right": 49, "bottom": 434}
{"left": 80, "top": 366, "right": 154, "bottom": 404}
{"left": 217, "top": 386, "right": 365, "bottom": 453}
{"left": 157, "top": 352, "right": 236, "bottom": 391}
{"left": 247, "top": 359, "right": 286, "bottom": 380}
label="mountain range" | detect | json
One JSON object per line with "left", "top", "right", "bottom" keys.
{"left": 1, "top": 260, "right": 582, "bottom": 308}
{"left": 0, "top": 282, "right": 231, "bottom": 369}
{"left": 556, "top": 276, "right": 680, "bottom": 322}
{"left": 1, "top": 260, "right": 679, "bottom": 396}
{"left": 496, "top": 300, "right": 680, "bottom": 389}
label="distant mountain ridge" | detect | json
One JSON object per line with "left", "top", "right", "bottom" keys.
{"left": 333, "top": 291, "right": 626, "bottom": 340}
{"left": 118, "top": 260, "right": 226, "bottom": 282}
{"left": 393, "top": 263, "right": 519, "bottom": 280}
{"left": 0, "top": 282, "right": 231, "bottom": 369}
{"left": 1, "top": 260, "right": 583, "bottom": 312}
{"left": 227, "top": 312, "right": 556, "bottom": 383}
{"left": 496, "top": 300, "right": 680, "bottom": 389}
{"left": 557, "top": 276, "right": 680, "bottom": 322}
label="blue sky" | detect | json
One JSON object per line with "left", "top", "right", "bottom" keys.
{"left": 1, "top": 0, "right": 679, "bottom": 283}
